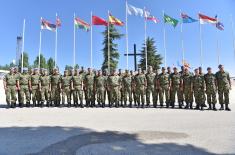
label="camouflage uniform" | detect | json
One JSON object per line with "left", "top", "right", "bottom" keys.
{"left": 4, "top": 70, "right": 17, "bottom": 107}
{"left": 169, "top": 71, "right": 181, "bottom": 108}
{"left": 18, "top": 69, "right": 30, "bottom": 107}
{"left": 204, "top": 71, "right": 217, "bottom": 110}
{"left": 182, "top": 71, "right": 193, "bottom": 109}
{"left": 122, "top": 70, "right": 132, "bottom": 107}
{"left": 192, "top": 72, "right": 205, "bottom": 110}
{"left": 39, "top": 70, "right": 50, "bottom": 106}
{"left": 145, "top": 68, "right": 156, "bottom": 107}
{"left": 153, "top": 72, "right": 159, "bottom": 108}
{"left": 84, "top": 69, "right": 95, "bottom": 107}
{"left": 107, "top": 71, "right": 121, "bottom": 107}
{"left": 72, "top": 70, "right": 84, "bottom": 107}
{"left": 61, "top": 71, "right": 72, "bottom": 106}
{"left": 135, "top": 69, "right": 146, "bottom": 107}
{"left": 50, "top": 70, "right": 61, "bottom": 106}
{"left": 130, "top": 71, "right": 137, "bottom": 106}
{"left": 178, "top": 67, "right": 185, "bottom": 106}
{"left": 118, "top": 69, "right": 124, "bottom": 106}
{"left": 94, "top": 72, "right": 106, "bottom": 107}
{"left": 158, "top": 69, "right": 170, "bottom": 107}
{"left": 30, "top": 70, "right": 40, "bottom": 106}
{"left": 215, "top": 67, "right": 231, "bottom": 111}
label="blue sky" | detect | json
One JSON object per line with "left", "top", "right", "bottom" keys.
{"left": 0, "top": 0, "right": 235, "bottom": 75}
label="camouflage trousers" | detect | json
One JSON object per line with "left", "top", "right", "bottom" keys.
{"left": 51, "top": 86, "right": 61, "bottom": 102}
{"left": 110, "top": 86, "right": 119, "bottom": 104}
{"left": 146, "top": 86, "right": 156, "bottom": 105}
{"left": 40, "top": 86, "right": 50, "bottom": 102}
{"left": 206, "top": 89, "right": 217, "bottom": 104}
{"left": 19, "top": 85, "right": 30, "bottom": 103}
{"left": 184, "top": 87, "right": 193, "bottom": 104}
{"left": 218, "top": 86, "right": 230, "bottom": 105}
{"left": 136, "top": 85, "right": 145, "bottom": 105}
{"left": 96, "top": 88, "right": 105, "bottom": 104}
{"left": 5, "top": 86, "right": 17, "bottom": 105}
{"left": 194, "top": 88, "right": 205, "bottom": 106}
{"left": 86, "top": 86, "right": 94, "bottom": 104}
{"left": 73, "top": 86, "right": 83, "bottom": 103}
{"left": 131, "top": 87, "right": 137, "bottom": 104}
{"left": 170, "top": 86, "right": 181, "bottom": 105}
{"left": 62, "top": 86, "right": 71, "bottom": 104}
{"left": 123, "top": 86, "right": 132, "bottom": 103}
{"left": 31, "top": 85, "right": 40, "bottom": 102}
{"left": 159, "top": 85, "right": 170, "bottom": 105}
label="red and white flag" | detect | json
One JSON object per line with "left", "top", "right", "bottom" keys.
{"left": 199, "top": 13, "right": 217, "bottom": 24}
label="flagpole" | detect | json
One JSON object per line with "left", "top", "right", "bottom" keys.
{"left": 73, "top": 13, "right": 76, "bottom": 68}
{"left": 21, "top": 19, "right": 26, "bottom": 73}
{"left": 55, "top": 13, "right": 58, "bottom": 68}
{"left": 180, "top": 10, "right": 185, "bottom": 65}
{"left": 231, "top": 14, "right": 235, "bottom": 60}
{"left": 90, "top": 11, "right": 93, "bottom": 68}
{"left": 144, "top": 7, "right": 147, "bottom": 70}
{"left": 199, "top": 12, "right": 203, "bottom": 67}
{"left": 216, "top": 17, "right": 220, "bottom": 65}
{"left": 163, "top": 10, "right": 167, "bottom": 67}
{"left": 108, "top": 10, "right": 110, "bottom": 74}
{"left": 38, "top": 17, "right": 42, "bottom": 69}
{"left": 125, "top": 0, "right": 129, "bottom": 70}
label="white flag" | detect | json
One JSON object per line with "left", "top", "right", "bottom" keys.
{"left": 127, "top": 4, "right": 144, "bottom": 17}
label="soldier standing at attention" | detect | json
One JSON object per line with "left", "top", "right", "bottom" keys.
{"left": 122, "top": 70, "right": 132, "bottom": 107}
{"left": 130, "top": 70, "right": 137, "bottom": 106}
{"left": 179, "top": 66, "right": 185, "bottom": 107}
{"left": 18, "top": 68, "right": 30, "bottom": 107}
{"left": 60, "top": 70, "right": 72, "bottom": 107}
{"left": 181, "top": 68, "right": 193, "bottom": 109}
{"left": 216, "top": 64, "right": 231, "bottom": 111}
{"left": 204, "top": 67, "right": 217, "bottom": 111}
{"left": 30, "top": 68, "right": 40, "bottom": 107}
{"left": 145, "top": 66, "right": 156, "bottom": 107}
{"left": 84, "top": 68, "right": 95, "bottom": 107}
{"left": 118, "top": 69, "right": 124, "bottom": 107}
{"left": 94, "top": 70, "right": 106, "bottom": 107}
{"left": 14, "top": 67, "right": 21, "bottom": 105}
{"left": 199, "top": 67, "right": 207, "bottom": 107}
{"left": 135, "top": 68, "right": 146, "bottom": 108}
{"left": 50, "top": 68, "right": 61, "bottom": 107}
{"left": 153, "top": 69, "right": 159, "bottom": 108}
{"left": 107, "top": 69, "right": 121, "bottom": 107}
{"left": 80, "top": 67, "right": 87, "bottom": 105}
{"left": 39, "top": 69, "right": 50, "bottom": 107}
{"left": 158, "top": 67, "right": 170, "bottom": 108}
{"left": 71, "top": 69, "right": 84, "bottom": 107}
{"left": 169, "top": 67, "right": 182, "bottom": 108}
{"left": 103, "top": 70, "right": 109, "bottom": 106}
{"left": 3, "top": 67, "right": 19, "bottom": 108}
{"left": 192, "top": 68, "right": 206, "bottom": 110}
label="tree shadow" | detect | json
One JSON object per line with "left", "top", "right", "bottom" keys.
{"left": 0, "top": 126, "right": 226, "bottom": 155}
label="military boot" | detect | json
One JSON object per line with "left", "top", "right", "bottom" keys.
{"left": 32, "top": 101, "right": 36, "bottom": 107}
{"left": 225, "top": 104, "right": 231, "bottom": 111}
{"left": 26, "top": 102, "right": 30, "bottom": 107}
{"left": 185, "top": 103, "right": 189, "bottom": 109}
{"left": 129, "top": 102, "right": 132, "bottom": 108}
{"left": 194, "top": 104, "right": 200, "bottom": 110}
{"left": 219, "top": 104, "right": 224, "bottom": 110}
{"left": 212, "top": 104, "right": 217, "bottom": 111}
{"left": 200, "top": 105, "right": 204, "bottom": 111}
{"left": 19, "top": 103, "right": 23, "bottom": 108}
{"left": 208, "top": 104, "right": 212, "bottom": 110}
{"left": 190, "top": 103, "right": 193, "bottom": 109}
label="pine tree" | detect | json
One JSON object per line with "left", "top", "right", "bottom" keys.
{"left": 101, "top": 24, "right": 123, "bottom": 72}
{"left": 18, "top": 52, "right": 29, "bottom": 72}
{"left": 47, "top": 57, "right": 55, "bottom": 74}
{"left": 33, "top": 54, "right": 47, "bottom": 69}
{"left": 139, "top": 37, "right": 162, "bottom": 71}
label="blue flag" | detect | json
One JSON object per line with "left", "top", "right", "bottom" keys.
{"left": 181, "top": 13, "right": 198, "bottom": 23}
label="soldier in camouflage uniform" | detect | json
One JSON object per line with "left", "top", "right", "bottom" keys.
{"left": 107, "top": 69, "right": 121, "bottom": 107}
{"left": 18, "top": 68, "right": 30, "bottom": 107}
{"left": 103, "top": 70, "right": 109, "bottom": 106}
{"left": 118, "top": 69, "right": 124, "bottom": 107}
{"left": 130, "top": 70, "right": 137, "bottom": 106}
{"left": 178, "top": 66, "right": 185, "bottom": 107}
{"left": 158, "top": 67, "right": 170, "bottom": 108}
{"left": 135, "top": 68, "right": 146, "bottom": 108}
{"left": 122, "top": 70, "right": 132, "bottom": 107}
{"left": 60, "top": 70, "right": 72, "bottom": 107}
{"left": 181, "top": 68, "right": 193, "bottom": 109}
{"left": 84, "top": 68, "right": 95, "bottom": 107}
{"left": 192, "top": 68, "right": 205, "bottom": 110}
{"left": 3, "top": 68, "right": 18, "bottom": 108}
{"left": 80, "top": 67, "right": 87, "bottom": 104}
{"left": 50, "top": 68, "right": 61, "bottom": 106}
{"left": 94, "top": 70, "right": 106, "bottom": 107}
{"left": 199, "top": 67, "right": 207, "bottom": 107}
{"left": 39, "top": 69, "right": 50, "bottom": 107}
{"left": 72, "top": 69, "right": 84, "bottom": 107}
{"left": 169, "top": 67, "right": 182, "bottom": 108}
{"left": 204, "top": 67, "right": 217, "bottom": 111}
{"left": 145, "top": 66, "right": 156, "bottom": 107}
{"left": 215, "top": 64, "right": 231, "bottom": 111}
{"left": 30, "top": 68, "right": 40, "bottom": 107}
{"left": 14, "top": 67, "right": 21, "bottom": 104}
{"left": 153, "top": 69, "right": 159, "bottom": 108}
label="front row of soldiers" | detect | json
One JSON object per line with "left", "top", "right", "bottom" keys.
{"left": 3, "top": 64, "right": 232, "bottom": 111}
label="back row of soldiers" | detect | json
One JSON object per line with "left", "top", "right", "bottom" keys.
{"left": 3, "top": 64, "right": 232, "bottom": 111}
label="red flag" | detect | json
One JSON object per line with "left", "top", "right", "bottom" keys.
{"left": 199, "top": 13, "right": 217, "bottom": 24}
{"left": 92, "top": 15, "right": 108, "bottom": 26}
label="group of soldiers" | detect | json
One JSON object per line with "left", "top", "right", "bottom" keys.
{"left": 3, "top": 64, "right": 232, "bottom": 111}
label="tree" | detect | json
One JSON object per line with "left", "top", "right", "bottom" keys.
{"left": 18, "top": 52, "right": 29, "bottom": 72}
{"left": 101, "top": 24, "right": 123, "bottom": 72}
{"left": 47, "top": 57, "right": 55, "bottom": 74}
{"left": 139, "top": 37, "right": 162, "bottom": 71}
{"left": 33, "top": 54, "right": 47, "bottom": 69}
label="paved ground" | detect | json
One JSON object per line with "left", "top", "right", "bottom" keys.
{"left": 0, "top": 80, "right": 235, "bottom": 155}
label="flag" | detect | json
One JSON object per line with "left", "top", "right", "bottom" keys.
{"left": 41, "top": 19, "right": 56, "bottom": 31}
{"left": 127, "top": 4, "right": 144, "bottom": 17}
{"left": 199, "top": 13, "right": 217, "bottom": 24}
{"left": 109, "top": 13, "right": 124, "bottom": 26}
{"left": 56, "top": 16, "right": 61, "bottom": 27}
{"left": 215, "top": 15, "right": 224, "bottom": 30}
{"left": 144, "top": 10, "right": 160, "bottom": 23}
{"left": 181, "top": 13, "right": 198, "bottom": 23}
{"left": 74, "top": 17, "right": 90, "bottom": 31}
{"left": 164, "top": 14, "right": 178, "bottom": 27}
{"left": 92, "top": 15, "right": 108, "bottom": 26}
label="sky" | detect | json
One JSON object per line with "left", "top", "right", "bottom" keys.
{"left": 0, "top": 0, "right": 235, "bottom": 76}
